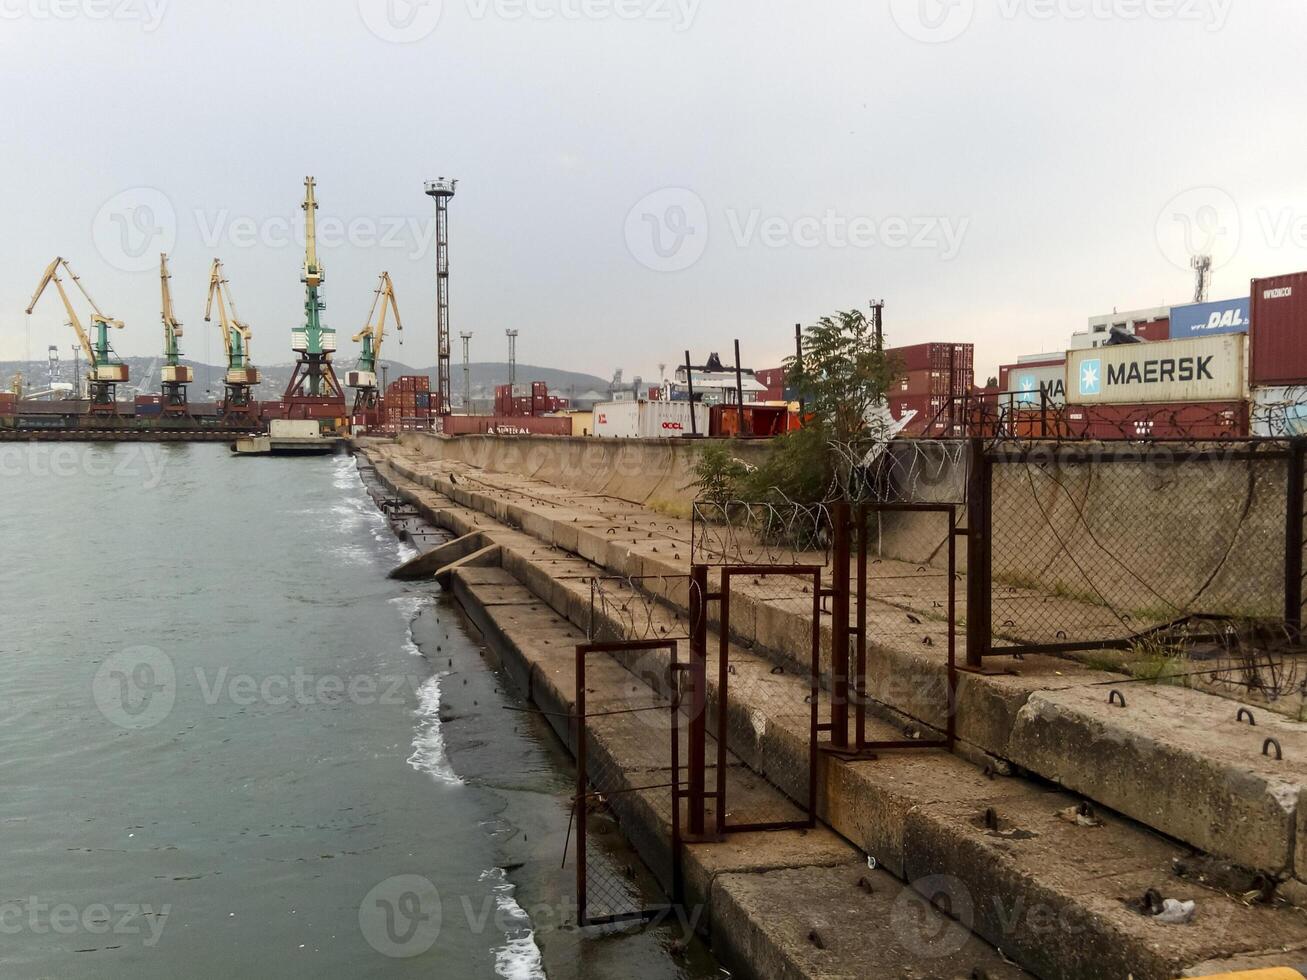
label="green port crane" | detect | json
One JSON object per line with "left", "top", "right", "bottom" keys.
{"left": 283, "top": 176, "right": 343, "bottom": 412}
{"left": 25, "top": 256, "right": 128, "bottom": 411}
{"left": 158, "top": 253, "right": 193, "bottom": 414}
{"left": 347, "top": 271, "right": 403, "bottom": 413}
{"left": 204, "top": 258, "right": 261, "bottom": 422}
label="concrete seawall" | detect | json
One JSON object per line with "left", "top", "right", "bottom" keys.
{"left": 397, "top": 431, "right": 774, "bottom": 515}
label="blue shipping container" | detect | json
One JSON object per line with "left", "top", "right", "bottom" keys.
{"left": 1170, "top": 297, "right": 1251, "bottom": 339}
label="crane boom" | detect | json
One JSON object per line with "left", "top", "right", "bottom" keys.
{"left": 351, "top": 271, "right": 403, "bottom": 370}
{"left": 160, "top": 253, "right": 184, "bottom": 350}
{"left": 204, "top": 259, "right": 255, "bottom": 369}
{"left": 26, "top": 256, "right": 123, "bottom": 368}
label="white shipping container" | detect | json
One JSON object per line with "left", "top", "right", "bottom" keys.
{"left": 1251, "top": 386, "right": 1307, "bottom": 438}
{"left": 1004, "top": 364, "right": 1067, "bottom": 407}
{"left": 269, "top": 419, "right": 322, "bottom": 439}
{"left": 1065, "top": 335, "right": 1246, "bottom": 406}
{"left": 592, "top": 400, "right": 709, "bottom": 438}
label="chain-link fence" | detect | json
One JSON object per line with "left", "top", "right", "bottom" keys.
{"left": 573, "top": 640, "right": 683, "bottom": 927}
{"left": 986, "top": 443, "right": 1289, "bottom": 648}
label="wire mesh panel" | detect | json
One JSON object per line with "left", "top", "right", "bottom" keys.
{"left": 843, "top": 503, "right": 958, "bottom": 754}
{"left": 588, "top": 574, "right": 692, "bottom": 645}
{"left": 714, "top": 567, "right": 821, "bottom": 834}
{"left": 983, "top": 442, "right": 1296, "bottom": 655}
{"left": 573, "top": 640, "right": 683, "bottom": 927}
{"left": 691, "top": 500, "right": 831, "bottom": 567}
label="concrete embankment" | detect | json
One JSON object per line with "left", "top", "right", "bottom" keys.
{"left": 359, "top": 435, "right": 1307, "bottom": 979}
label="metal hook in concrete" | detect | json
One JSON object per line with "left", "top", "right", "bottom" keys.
{"left": 1108, "top": 690, "right": 1126, "bottom": 708}
{"left": 1237, "top": 707, "right": 1256, "bottom": 726}
{"left": 1263, "top": 738, "right": 1283, "bottom": 761}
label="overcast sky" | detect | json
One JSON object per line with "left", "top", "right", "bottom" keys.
{"left": 2, "top": 0, "right": 1305, "bottom": 383}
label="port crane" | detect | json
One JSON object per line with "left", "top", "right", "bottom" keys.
{"left": 347, "top": 271, "right": 403, "bottom": 414}
{"left": 204, "top": 258, "right": 261, "bottom": 423}
{"left": 25, "top": 257, "right": 128, "bottom": 412}
{"left": 158, "top": 253, "right": 193, "bottom": 415}
{"left": 283, "top": 176, "right": 344, "bottom": 421}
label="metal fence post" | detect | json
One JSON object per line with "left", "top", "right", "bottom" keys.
{"left": 965, "top": 439, "right": 992, "bottom": 668}
{"left": 831, "top": 501, "right": 851, "bottom": 748}
{"left": 688, "top": 563, "right": 709, "bottom": 836}
{"left": 1287, "top": 439, "right": 1305, "bottom": 640}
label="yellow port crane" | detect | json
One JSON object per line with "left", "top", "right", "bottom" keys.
{"left": 204, "top": 258, "right": 261, "bottom": 422}
{"left": 158, "top": 253, "right": 194, "bottom": 414}
{"left": 25, "top": 256, "right": 128, "bottom": 411}
{"left": 347, "top": 271, "right": 403, "bottom": 414}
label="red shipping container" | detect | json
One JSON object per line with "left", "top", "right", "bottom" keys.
{"left": 1250, "top": 271, "right": 1307, "bottom": 386}
{"left": 442, "top": 415, "right": 573, "bottom": 436}
{"left": 1134, "top": 318, "right": 1170, "bottom": 342}
{"left": 1063, "top": 401, "right": 1248, "bottom": 440}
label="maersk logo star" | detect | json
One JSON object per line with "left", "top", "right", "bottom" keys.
{"left": 1080, "top": 360, "right": 1102, "bottom": 396}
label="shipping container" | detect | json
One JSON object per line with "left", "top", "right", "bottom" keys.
{"left": 1134, "top": 318, "right": 1171, "bottom": 342}
{"left": 592, "top": 400, "right": 710, "bottom": 438}
{"left": 998, "top": 357, "right": 1065, "bottom": 392}
{"left": 1170, "top": 298, "right": 1249, "bottom": 340}
{"left": 1250, "top": 271, "right": 1307, "bottom": 386}
{"left": 888, "top": 394, "right": 958, "bottom": 436}
{"left": 888, "top": 342, "right": 973, "bottom": 374}
{"left": 1063, "top": 401, "right": 1248, "bottom": 440}
{"left": 1065, "top": 334, "right": 1246, "bottom": 405}
{"left": 270, "top": 419, "right": 322, "bottom": 439}
{"left": 709, "top": 404, "right": 790, "bottom": 438}
{"left": 1250, "top": 386, "right": 1307, "bottom": 438}
{"left": 999, "top": 362, "right": 1067, "bottom": 408}
{"left": 442, "top": 415, "right": 573, "bottom": 436}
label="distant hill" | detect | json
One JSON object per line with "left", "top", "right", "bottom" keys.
{"left": 0, "top": 357, "right": 611, "bottom": 402}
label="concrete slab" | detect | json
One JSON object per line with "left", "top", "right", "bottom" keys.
{"left": 711, "top": 863, "right": 1031, "bottom": 980}
{"left": 1009, "top": 683, "right": 1304, "bottom": 875}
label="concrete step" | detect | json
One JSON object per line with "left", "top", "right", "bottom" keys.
{"left": 373, "top": 447, "right": 1307, "bottom": 889}
{"left": 452, "top": 567, "right": 1032, "bottom": 980}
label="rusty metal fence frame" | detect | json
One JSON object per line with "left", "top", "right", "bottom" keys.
{"left": 821, "top": 502, "right": 959, "bottom": 756}
{"left": 573, "top": 638, "right": 687, "bottom": 928}
{"left": 714, "top": 564, "right": 822, "bottom": 835}
{"left": 966, "top": 437, "right": 1307, "bottom": 664}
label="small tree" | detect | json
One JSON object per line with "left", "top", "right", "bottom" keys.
{"left": 692, "top": 308, "right": 900, "bottom": 509}
{"left": 778, "top": 309, "right": 900, "bottom": 496}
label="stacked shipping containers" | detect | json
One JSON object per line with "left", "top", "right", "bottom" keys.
{"left": 493, "top": 382, "right": 570, "bottom": 417}
{"left": 381, "top": 376, "right": 434, "bottom": 432}
{"left": 1249, "top": 271, "right": 1307, "bottom": 436}
{"left": 885, "top": 343, "right": 974, "bottom": 436}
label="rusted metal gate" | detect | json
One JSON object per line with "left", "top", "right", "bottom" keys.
{"left": 825, "top": 502, "right": 959, "bottom": 757}
{"left": 572, "top": 639, "right": 689, "bottom": 927}
{"left": 688, "top": 564, "right": 823, "bottom": 837}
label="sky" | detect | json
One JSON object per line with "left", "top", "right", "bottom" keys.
{"left": 2, "top": 0, "right": 1305, "bottom": 384}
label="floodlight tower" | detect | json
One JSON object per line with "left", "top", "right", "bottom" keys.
{"left": 506, "top": 329, "right": 518, "bottom": 390}
{"left": 460, "top": 331, "right": 472, "bottom": 412}
{"left": 424, "top": 178, "right": 457, "bottom": 415}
